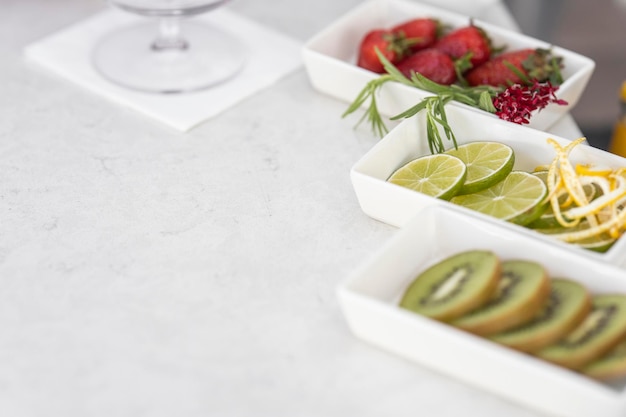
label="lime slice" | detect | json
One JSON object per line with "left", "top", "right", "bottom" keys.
{"left": 575, "top": 234, "right": 616, "bottom": 253}
{"left": 388, "top": 154, "right": 467, "bottom": 200}
{"left": 450, "top": 171, "right": 548, "bottom": 225}
{"left": 527, "top": 213, "right": 562, "bottom": 230}
{"left": 445, "top": 141, "right": 515, "bottom": 195}
{"left": 527, "top": 171, "right": 561, "bottom": 229}
{"left": 535, "top": 222, "right": 617, "bottom": 253}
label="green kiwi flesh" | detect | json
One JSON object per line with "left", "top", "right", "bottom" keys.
{"left": 582, "top": 338, "right": 626, "bottom": 381}
{"left": 451, "top": 260, "right": 551, "bottom": 336}
{"left": 399, "top": 250, "right": 501, "bottom": 322}
{"left": 536, "top": 294, "right": 626, "bottom": 370}
{"left": 489, "top": 279, "right": 591, "bottom": 352}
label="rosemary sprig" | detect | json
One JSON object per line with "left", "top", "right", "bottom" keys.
{"left": 341, "top": 74, "right": 395, "bottom": 137}
{"left": 342, "top": 44, "right": 567, "bottom": 154}
{"left": 342, "top": 49, "right": 502, "bottom": 153}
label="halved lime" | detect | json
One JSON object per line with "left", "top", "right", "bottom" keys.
{"left": 387, "top": 154, "right": 467, "bottom": 200}
{"left": 450, "top": 171, "right": 548, "bottom": 225}
{"left": 445, "top": 141, "right": 515, "bottom": 195}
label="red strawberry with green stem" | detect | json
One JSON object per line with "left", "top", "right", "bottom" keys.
{"left": 396, "top": 48, "right": 457, "bottom": 85}
{"left": 466, "top": 48, "right": 564, "bottom": 87}
{"left": 358, "top": 18, "right": 441, "bottom": 73}
{"left": 357, "top": 29, "right": 403, "bottom": 73}
{"left": 434, "top": 24, "right": 492, "bottom": 68}
{"left": 391, "top": 18, "right": 441, "bottom": 53}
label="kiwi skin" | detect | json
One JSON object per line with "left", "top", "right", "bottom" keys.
{"left": 490, "top": 279, "right": 592, "bottom": 353}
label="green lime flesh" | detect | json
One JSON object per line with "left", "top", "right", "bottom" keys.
{"left": 388, "top": 154, "right": 467, "bottom": 201}
{"left": 451, "top": 171, "right": 548, "bottom": 226}
{"left": 535, "top": 222, "right": 617, "bottom": 253}
{"left": 444, "top": 141, "right": 515, "bottom": 195}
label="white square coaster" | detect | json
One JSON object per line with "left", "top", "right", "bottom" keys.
{"left": 24, "top": 7, "right": 303, "bottom": 132}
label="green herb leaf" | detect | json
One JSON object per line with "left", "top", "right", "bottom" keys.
{"left": 342, "top": 75, "right": 394, "bottom": 135}
{"left": 478, "top": 91, "right": 497, "bottom": 113}
{"left": 504, "top": 60, "right": 531, "bottom": 85}
{"left": 377, "top": 50, "right": 413, "bottom": 86}
{"left": 549, "top": 57, "right": 564, "bottom": 85}
{"left": 389, "top": 99, "right": 430, "bottom": 121}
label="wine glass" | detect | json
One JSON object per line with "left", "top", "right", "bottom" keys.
{"left": 92, "top": 0, "right": 246, "bottom": 93}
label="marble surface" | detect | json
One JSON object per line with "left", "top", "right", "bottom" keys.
{"left": 1, "top": 1, "right": 582, "bottom": 416}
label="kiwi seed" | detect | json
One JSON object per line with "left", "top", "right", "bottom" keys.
{"left": 399, "top": 250, "right": 501, "bottom": 322}
{"left": 489, "top": 279, "right": 592, "bottom": 352}
{"left": 451, "top": 260, "right": 551, "bottom": 336}
{"left": 535, "top": 294, "right": 626, "bottom": 370}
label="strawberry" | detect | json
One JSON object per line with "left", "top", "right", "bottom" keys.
{"left": 434, "top": 25, "right": 491, "bottom": 68}
{"left": 391, "top": 18, "right": 440, "bottom": 52}
{"left": 357, "top": 29, "right": 404, "bottom": 73}
{"left": 396, "top": 49, "right": 457, "bottom": 85}
{"left": 465, "top": 48, "right": 563, "bottom": 87}
{"left": 357, "top": 19, "right": 441, "bottom": 74}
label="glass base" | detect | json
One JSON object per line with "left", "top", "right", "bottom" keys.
{"left": 92, "top": 21, "right": 246, "bottom": 94}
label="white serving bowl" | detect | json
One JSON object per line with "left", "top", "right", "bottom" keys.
{"left": 338, "top": 204, "right": 626, "bottom": 417}
{"left": 350, "top": 103, "right": 626, "bottom": 268}
{"left": 302, "top": 0, "right": 595, "bottom": 131}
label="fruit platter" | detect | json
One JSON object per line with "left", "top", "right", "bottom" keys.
{"left": 302, "top": 0, "right": 595, "bottom": 132}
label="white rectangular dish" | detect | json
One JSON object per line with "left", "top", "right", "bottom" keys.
{"left": 350, "top": 104, "right": 626, "bottom": 269}
{"left": 302, "top": 0, "right": 595, "bottom": 131}
{"left": 338, "top": 205, "right": 626, "bottom": 417}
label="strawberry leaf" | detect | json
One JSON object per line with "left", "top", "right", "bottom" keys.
{"left": 549, "top": 57, "right": 564, "bottom": 85}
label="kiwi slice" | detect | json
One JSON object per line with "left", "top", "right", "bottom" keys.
{"left": 582, "top": 338, "right": 626, "bottom": 381}
{"left": 451, "top": 260, "right": 551, "bottom": 336}
{"left": 399, "top": 250, "right": 501, "bottom": 322}
{"left": 489, "top": 279, "right": 592, "bottom": 352}
{"left": 536, "top": 294, "right": 626, "bottom": 370}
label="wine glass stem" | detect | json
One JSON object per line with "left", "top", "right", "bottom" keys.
{"left": 152, "top": 17, "right": 188, "bottom": 51}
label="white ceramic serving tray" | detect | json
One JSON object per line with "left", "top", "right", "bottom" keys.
{"left": 350, "top": 104, "right": 626, "bottom": 269}
{"left": 302, "top": 0, "right": 595, "bottom": 131}
{"left": 338, "top": 205, "right": 626, "bottom": 417}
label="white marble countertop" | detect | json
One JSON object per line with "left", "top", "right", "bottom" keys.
{"left": 1, "top": 1, "right": 582, "bottom": 416}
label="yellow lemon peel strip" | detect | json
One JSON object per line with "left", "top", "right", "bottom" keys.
{"left": 537, "top": 137, "right": 626, "bottom": 246}
{"left": 563, "top": 175, "right": 626, "bottom": 219}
